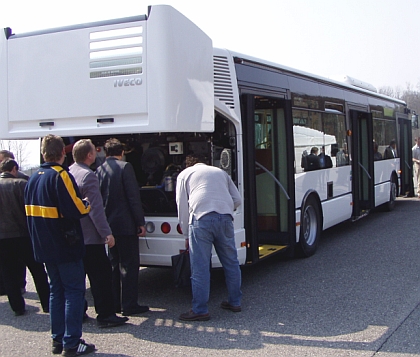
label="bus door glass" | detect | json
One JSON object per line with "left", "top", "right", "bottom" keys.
{"left": 350, "top": 110, "right": 374, "bottom": 216}
{"left": 399, "top": 116, "right": 414, "bottom": 196}
{"left": 253, "top": 97, "right": 292, "bottom": 250}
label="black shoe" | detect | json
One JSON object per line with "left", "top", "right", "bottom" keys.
{"left": 62, "top": 339, "right": 95, "bottom": 356}
{"left": 14, "top": 309, "right": 26, "bottom": 316}
{"left": 52, "top": 339, "right": 63, "bottom": 354}
{"left": 122, "top": 305, "right": 149, "bottom": 316}
{"left": 97, "top": 314, "right": 128, "bottom": 328}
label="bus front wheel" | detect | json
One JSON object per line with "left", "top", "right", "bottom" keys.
{"left": 297, "top": 195, "right": 321, "bottom": 258}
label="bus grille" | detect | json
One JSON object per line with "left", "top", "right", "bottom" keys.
{"left": 213, "top": 56, "right": 235, "bottom": 110}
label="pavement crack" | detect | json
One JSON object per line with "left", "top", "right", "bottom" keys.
{"left": 372, "top": 300, "right": 420, "bottom": 356}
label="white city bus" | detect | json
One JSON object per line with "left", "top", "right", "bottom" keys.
{"left": 0, "top": 5, "right": 413, "bottom": 267}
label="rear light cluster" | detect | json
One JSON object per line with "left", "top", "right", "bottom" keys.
{"left": 144, "top": 221, "right": 183, "bottom": 235}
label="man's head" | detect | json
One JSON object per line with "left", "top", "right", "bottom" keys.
{"left": 72, "top": 139, "right": 96, "bottom": 165}
{"left": 0, "top": 150, "right": 15, "bottom": 162}
{"left": 41, "top": 134, "right": 65, "bottom": 163}
{"left": 104, "top": 138, "right": 124, "bottom": 157}
{"left": 310, "top": 147, "right": 318, "bottom": 155}
{"left": 390, "top": 140, "right": 396, "bottom": 149}
{"left": 185, "top": 154, "right": 206, "bottom": 168}
{"left": 0, "top": 158, "right": 18, "bottom": 176}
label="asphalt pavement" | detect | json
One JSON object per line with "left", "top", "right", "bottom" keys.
{"left": 1, "top": 197, "right": 420, "bottom": 357}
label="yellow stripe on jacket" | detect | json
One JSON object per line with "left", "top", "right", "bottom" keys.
{"left": 51, "top": 166, "right": 91, "bottom": 215}
{"left": 25, "top": 205, "right": 59, "bottom": 218}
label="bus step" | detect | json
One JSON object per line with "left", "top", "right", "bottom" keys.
{"left": 351, "top": 209, "right": 370, "bottom": 222}
{"left": 258, "top": 244, "right": 288, "bottom": 259}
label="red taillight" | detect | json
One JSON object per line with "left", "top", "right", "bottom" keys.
{"left": 161, "top": 222, "right": 171, "bottom": 234}
{"left": 177, "top": 224, "right": 183, "bottom": 234}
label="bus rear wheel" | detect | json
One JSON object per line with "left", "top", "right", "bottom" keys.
{"left": 297, "top": 195, "right": 321, "bottom": 258}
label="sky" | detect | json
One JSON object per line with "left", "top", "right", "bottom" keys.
{"left": 1, "top": 0, "right": 419, "bottom": 166}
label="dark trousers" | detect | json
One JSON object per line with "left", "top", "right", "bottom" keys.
{"left": 108, "top": 235, "right": 140, "bottom": 312}
{"left": 0, "top": 259, "right": 26, "bottom": 294}
{"left": 0, "top": 237, "right": 50, "bottom": 313}
{"left": 83, "top": 244, "right": 115, "bottom": 320}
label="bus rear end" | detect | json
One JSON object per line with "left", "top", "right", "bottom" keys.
{"left": 0, "top": 5, "right": 229, "bottom": 267}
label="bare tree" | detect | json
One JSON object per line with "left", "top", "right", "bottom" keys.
{"left": 379, "top": 83, "right": 420, "bottom": 115}
{"left": 379, "top": 86, "right": 396, "bottom": 97}
{"left": 0, "top": 140, "right": 30, "bottom": 168}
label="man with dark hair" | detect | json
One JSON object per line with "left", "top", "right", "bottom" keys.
{"left": 384, "top": 140, "right": 397, "bottom": 159}
{"left": 0, "top": 149, "right": 29, "bottom": 180}
{"left": 304, "top": 147, "right": 321, "bottom": 171}
{"left": 318, "top": 146, "right": 333, "bottom": 169}
{"left": 24, "top": 134, "right": 95, "bottom": 356}
{"left": 0, "top": 150, "right": 27, "bottom": 297}
{"left": 69, "top": 139, "right": 128, "bottom": 328}
{"left": 0, "top": 158, "right": 50, "bottom": 316}
{"left": 96, "top": 138, "right": 148, "bottom": 316}
{"left": 176, "top": 154, "right": 242, "bottom": 321}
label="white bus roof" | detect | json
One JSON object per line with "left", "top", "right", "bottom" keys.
{"left": 226, "top": 50, "right": 406, "bottom": 106}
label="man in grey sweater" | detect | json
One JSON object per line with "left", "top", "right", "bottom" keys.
{"left": 176, "top": 154, "right": 242, "bottom": 321}
{"left": 69, "top": 139, "right": 128, "bottom": 328}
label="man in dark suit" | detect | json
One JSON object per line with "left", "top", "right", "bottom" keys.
{"left": 318, "top": 146, "right": 333, "bottom": 169}
{"left": 304, "top": 147, "right": 321, "bottom": 171}
{"left": 96, "top": 138, "right": 148, "bottom": 317}
{"left": 384, "top": 140, "right": 397, "bottom": 159}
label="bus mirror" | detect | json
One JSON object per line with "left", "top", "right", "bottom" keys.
{"left": 4, "top": 27, "right": 13, "bottom": 39}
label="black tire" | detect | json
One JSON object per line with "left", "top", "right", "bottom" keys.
{"left": 385, "top": 178, "right": 397, "bottom": 212}
{"left": 296, "top": 195, "right": 321, "bottom": 258}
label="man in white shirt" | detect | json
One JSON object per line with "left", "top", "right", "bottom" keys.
{"left": 412, "top": 137, "right": 420, "bottom": 197}
{"left": 176, "top": 154, "right": 242, "bottom": 321}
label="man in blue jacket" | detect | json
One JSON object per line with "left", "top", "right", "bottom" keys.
{"left": 24, "top": 134, "right": 95, "bottom": 356}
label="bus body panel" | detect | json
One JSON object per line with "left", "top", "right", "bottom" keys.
{"left": 373, "top": 159, "right": 398, "bottom": 206}
{"left": 294, "top": 166, "right": 352, "bottom": 208}
{"left": 138, "top": 214, "right": 246, "bottom": 267}
{"left": 320, "top": 195, "right": 353, "bottom": 230}
{"left": 1, "top": 5, "right": 214, "bottom": 139}
{"left": 0, "top": 30, "right": 6, "bottom": 134}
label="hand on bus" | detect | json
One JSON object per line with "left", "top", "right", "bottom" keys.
{"left": 137, "top": 226, "right": 146, "bottom": 237}
{"left": 105, "top": 234, "right": 115, "bottom": 248}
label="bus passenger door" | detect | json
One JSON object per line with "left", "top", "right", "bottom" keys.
{"left": 399, "top": 116, "right": 414, "bottom": 196}
{"left": 350, "top": 109, "right": 374, "bottom": 218}
{"left": 241, "top": 94, "right": 295, "bottom": 263}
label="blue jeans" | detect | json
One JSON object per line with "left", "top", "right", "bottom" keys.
{"left": 189, "top": 212, "right": 242, "bottom": 314}
{"left": 45, "top": 260, "right": 86, "bottom": 349}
